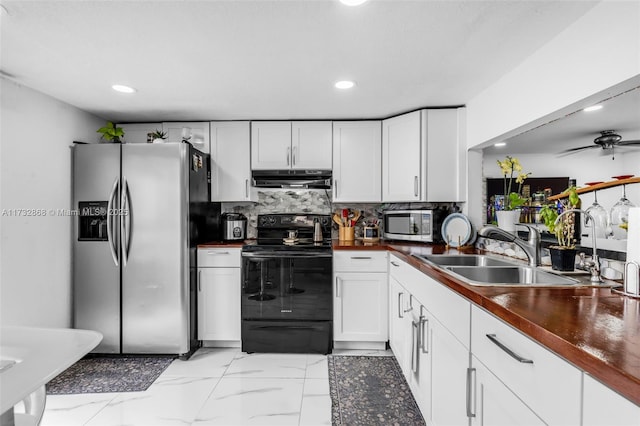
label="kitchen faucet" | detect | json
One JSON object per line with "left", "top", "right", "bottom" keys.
{"left": 555, "top": 209, "right": 603, "bottom": 283}
{"left": 478, "top": 224, "right": 541, "bottom": 267}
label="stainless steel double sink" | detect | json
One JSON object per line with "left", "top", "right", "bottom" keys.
{"left": 414, "top": 254, "right": 580, "bottom": 287}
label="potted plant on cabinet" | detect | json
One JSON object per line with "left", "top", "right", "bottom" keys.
{"left": 495, "top": 156, "right": 531, "bottom": 232}
{"left": 97, "top": 121, "right": 124, "bottom": 143}
{"left": 151, "top": 129, "right": 167, "bottom": 144}
{"left": 540, "top": 186, "right": 581, "bottom": 271}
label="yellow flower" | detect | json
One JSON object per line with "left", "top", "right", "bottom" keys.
{"left": 515, "top": 172, "right": 530, "bottom": 185}
{"left": 512, "top": 158, "right": 523, "bottom": 172}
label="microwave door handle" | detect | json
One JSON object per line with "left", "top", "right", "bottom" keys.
{"left": 106, "top": 177, "right": 119, "bottom": 266}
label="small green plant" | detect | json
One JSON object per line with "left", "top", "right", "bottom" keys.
{"left": 151, "top": 129, "right": 167, "bottom": 140}
{"left": 540, "top": 186, "right": 581, "bottom": 248}
{"left": 97, "top": 121, "right": 124, "bottom": 142}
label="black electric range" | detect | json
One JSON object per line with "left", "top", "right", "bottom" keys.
{"left": 240, "top": 214, "right": 333, "bottom": 354}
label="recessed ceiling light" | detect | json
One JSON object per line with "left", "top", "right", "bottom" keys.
{"left": 340, "top": 0, "right": 368, "bottom": 6}
{"left": 583, "top": 105, "right": 602, "bottom": 112}
{"left": 335, "top": 80, "right": 355, "bottom": 89}
{"left": 111, "top": 84, "right": 136, "bottom": 94}
{"left": 494, "top": 142, "right": 507, "bottom": 147}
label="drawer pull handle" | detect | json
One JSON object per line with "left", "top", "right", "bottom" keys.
{"left": 351, "top": 256, "right": 372, "bottom": 260}
{"left": 486, "top": 334, "right": 534, "bottom": 364}
{"left": 208, "top": 251, "right": 230, "bottom": 255}
{"left": 390, "top": 261, "right": 400, "bottom": 267}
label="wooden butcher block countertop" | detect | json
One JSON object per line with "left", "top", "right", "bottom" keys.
{"left": 333, "top": 239, "right": 640, "bottom": 405}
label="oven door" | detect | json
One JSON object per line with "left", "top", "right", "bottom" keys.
{"left": 241, "top": 251, "right": 333, "bottom": 321}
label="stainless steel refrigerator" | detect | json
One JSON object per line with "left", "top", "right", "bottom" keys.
{"left": 72, "top": 142, "right": 220, "bottom": 358}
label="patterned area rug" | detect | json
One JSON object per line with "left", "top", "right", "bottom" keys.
{"left": 328, "top": 355, "right": 426, "bottom": 425}
{"left": 46, "top": 356, "right": 174, "bottom": 394}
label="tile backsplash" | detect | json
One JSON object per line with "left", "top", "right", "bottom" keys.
{"left": 222, "top": 190, "right": 331, "bottom": 239}
{"left": 222, "top": 189, "right": 459, "bottom": 239}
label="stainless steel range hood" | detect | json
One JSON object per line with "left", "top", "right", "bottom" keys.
{"left": 252, "top": 170, "right": 332, "bottom": 189}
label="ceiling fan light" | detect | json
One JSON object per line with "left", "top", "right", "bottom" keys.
{"left": 583, "top": 105, "right": 602, "bottom": 112}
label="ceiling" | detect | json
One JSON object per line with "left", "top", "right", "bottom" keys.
{"left": 482, "top": 81, "right": 640, "bottom": 157}
{"left": 0, "top": 0, "right": 600, "bottom": 122}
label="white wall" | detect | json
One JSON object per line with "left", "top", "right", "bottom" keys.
{"left": 1, "top": 78, "right": 104, "bottom": 327}
{"left": 466, "top": 1, "right": 640, "bottom": 150}
{"left": 463, "top": 1, "right": 640, "bottom": 228}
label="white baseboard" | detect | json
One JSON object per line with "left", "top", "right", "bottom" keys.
{"left": 202, "top": 340, "right": 241, "bottom": 348}
{"left": 333, "top": 341, "right": 387, "bottom": 351}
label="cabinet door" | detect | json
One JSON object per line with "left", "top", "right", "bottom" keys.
{"left": 583, "top": 374, "right": 640, "bottom": 426}
{"left": 210, "top": 121, "right": 255, "bottom": 202}
{"left": 382, "top": 110, "right": 422, "bottom": 202}
{"left": 430, "top": 315, "right": 471, "bottom": 426}
{"left": 389, "top": 276, "right": 411, "bottom": 379}
{"left": 197, "top": 267, "right": 241, "bottom": 341}
{"left": 425, "top": 109, "right": 461, "bottom": 202}
{"left": 408, "top": 304, "right": 433, "bottom": 422}
{"left": 251, "top": 122, "right": 292, "bottom": 170}
{"left": 162, "top": 122, "right": 210, "bottom": 154}
{"left": 291, "top": 121, "right": 332, "bottom": 169}
{"left": 470, "top": 356, "right": 545, "bottom": 426}
{"left": 332, "top": 121, "right": 381, "bottom": 202}
{"left": 119, "top": 123, "right": 161, "bottom": 144}
{"left": 334, "top": 272, "right": 388, "bottom": 342}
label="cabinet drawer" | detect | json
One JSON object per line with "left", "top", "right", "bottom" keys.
{"left": 334, "top": 251, "right": 388, "bottom": 272}
{"left": 471, "top": 305, "right": 581, "bottom": 425}
{"left": 197, "top": 248, "right": 241, "bottom": 268}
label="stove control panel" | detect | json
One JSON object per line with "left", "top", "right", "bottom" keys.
{"left": 257, "top": 214, "right": 330, "bottom": 229}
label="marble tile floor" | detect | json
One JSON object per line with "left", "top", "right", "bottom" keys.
{"left": 39, "top": 347, "right": 393, "bottom": 426}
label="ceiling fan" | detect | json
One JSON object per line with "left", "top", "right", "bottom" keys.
{"left": 562, "top": 130, "right": 640, "bottom": 155}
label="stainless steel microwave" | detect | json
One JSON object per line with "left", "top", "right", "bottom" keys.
{"left": 383, "top": 209, "right": 446, "bottom": 242}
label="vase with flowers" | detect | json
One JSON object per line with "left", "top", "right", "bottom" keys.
{"left": 495, "top": 156, "right": 530, "bottom": 232}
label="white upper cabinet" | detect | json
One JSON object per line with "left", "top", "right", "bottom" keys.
{"left": 162, "top": 122, "right": 210, "bottom": 154}
{"left": 251, "top": 121, "right": 332, "bottom": 170}
{"left": 291, "top": 121, "right": 332, "bottom": 169}
{"left": 382, "top": 109, "right": 463, "bottom": 202}
{"left": 425, "top": 109, "right": 462, "bottom": 202}
{"left": 332, "top": 121, "right": 382, "bottom": 202}
{"left": 382, "top": 111, "right": 422, "bottom": 202}
{"left": 119, "top": 123, "right": 162, "bottom": 144}
{"left": 251, "top": 122, "right": 292, "bottom": 169}
{"left": 210, "top": 121, "right": 255, "bottom": 202}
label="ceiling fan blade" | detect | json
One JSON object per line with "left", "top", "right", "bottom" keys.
{"left": 561, "top": 145, "right": 600, "bottom": 153}
{"left": 619, "top": 139, "right": 640, "bottom": 146}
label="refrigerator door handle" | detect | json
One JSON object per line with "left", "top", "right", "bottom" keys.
{"left": 121, "top": 176, "right": 132, "bottom": 266}
{"left": 106, "top": 177, "right": 119, "bottom": 266}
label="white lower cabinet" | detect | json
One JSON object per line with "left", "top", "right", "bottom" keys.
{"left": 470, "top": 356, "right": 544, "bottom": 426}
{"left": 429, "top": 314, "right": 470, "bottom": 426}
{"left": 388, "top": 275, "right": 412, "bottom": 378}
{"left": 471, "top": 305, "right": 581, "bottom": 425}
{"left": 389, "top": 254, "right": 471, "bottom": 425}
{"left": 333, "top": 251, "right": 388, "bottom": 349}
{"left": 197, "top": 248, "right": 241, "bottom": 345}
{"left": 583, "top": 374, "right": 640, "bottom": 426}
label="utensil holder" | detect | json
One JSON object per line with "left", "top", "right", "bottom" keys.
{"left": 339, "top": 226, "right": 355, "bottom": 242}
